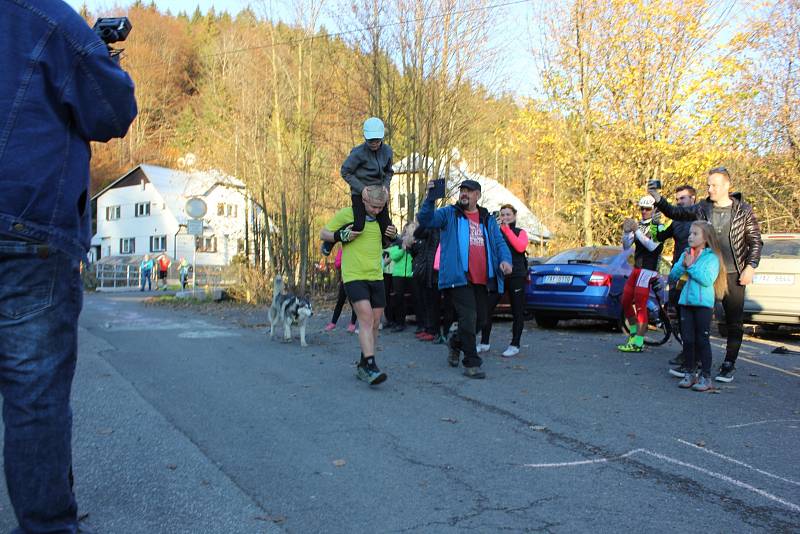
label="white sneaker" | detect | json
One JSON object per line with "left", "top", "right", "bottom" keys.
{"left": 476, "top": 343, "right": 491, "bottom": 353}
{"left": 501, "top": 345, "right": 520, "bottom": 358}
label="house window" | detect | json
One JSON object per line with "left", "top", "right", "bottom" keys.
{"left": 106, "top": 205, "right": 121, "bottom": 220}
{"left": 217, "top": 203, "right": 238, "bottom": 217}
{"left": 150, "top": 235, "right": 167, "bottom": 252}
{"left": 119, "top": 237, "right": 135, "bottom": 254}
{"left": 135, "top": 202, "right": 151, "bottom": 217}
{"left": 195, "top": 235, "right": 217, "bottom": 253}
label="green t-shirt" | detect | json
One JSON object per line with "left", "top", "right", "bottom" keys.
{"left": 325, "top": 207, "right": 383, "bottom": 283}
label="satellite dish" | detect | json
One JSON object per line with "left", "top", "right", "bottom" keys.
{"left": 185, "top": 197, "right": 207, "bottom": 219}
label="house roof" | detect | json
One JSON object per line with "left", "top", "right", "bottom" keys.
{"left": 93, "top": 164, "right": 245, "bottom": 225}
{"left": 394, "top": 154, "right": 552, "bottom": 242}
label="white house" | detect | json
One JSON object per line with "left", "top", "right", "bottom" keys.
{"left": 391, "top": 154, "right": 552, "bottom": 243}
{"left": 91, "top": 164, "right": 249, "bottom": 266}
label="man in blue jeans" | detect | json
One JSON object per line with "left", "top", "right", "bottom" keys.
{"left": 0, "top": 1, "right": 137, "bottom": 532}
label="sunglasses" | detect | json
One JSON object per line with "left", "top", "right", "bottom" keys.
{"left": 640, "top": 207, "right": 653, "bottom": 211}
{"left": 366, "top": 138, "right": 383, "bottom": 143}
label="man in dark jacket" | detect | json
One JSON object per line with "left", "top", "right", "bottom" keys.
{"left": 0, "top": 2, "right": 137, "bottom": 531}
{"left": 649, "top": 168, "right": 762, "bottom": 383}
{"left": 656, "top": 185, "right": 696, "bottom": 372}
{"left": 418, "top": 179, "right": 512, "bottom": 379}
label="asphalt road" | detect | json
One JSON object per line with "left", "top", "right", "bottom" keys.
{"left": 1, "top": 292, "right": 799, "bottom": 533}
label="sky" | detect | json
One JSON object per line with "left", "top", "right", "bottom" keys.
{"left": 64, "top": 0, "right": 754, "bottom": 99}
{"left": 64, "top": 0, "right": 540, "bottom": 97}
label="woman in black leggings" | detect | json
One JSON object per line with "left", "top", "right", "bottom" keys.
{"left": 480, "top": 204, "right": 529, "bottom": 357}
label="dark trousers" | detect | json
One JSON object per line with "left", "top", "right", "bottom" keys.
{"left": 424, "top": 285, "right": 443, "bottom": 335}
{"left": 392, "top": 276, "right": 412, "bottom": 325}
{"left": 720, "top": 272, "right": 745, "bottom": 365}
{"left": 0, "top": 240, "right": 81, "bottom": 532}
{"left": 351, "top": 194, "right": 392, "bottom": 233}
{"left": 330, "top": 281, "right": 356, "bottom": 326}
{"left": 411, "top": 275, "right": 426, "bottom": 329}
{"left": 668, "top": 281, "right": 684, "bottom": 356}
{"left": 447, "top": 283, "right": 489, "bottom": 368}
{"left": 441, "top": 289, "right": 455, "bottom": 337}
{"left": 481, "top": 276, "right": 526, "bottom": 347}
{"left": 383, "top": 273, "right": 394, "bottom": 323}
{"left": 680, "top": 305, "right": 713, "bottom": 375}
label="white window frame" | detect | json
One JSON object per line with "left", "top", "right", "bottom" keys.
{"left": 196, "top": 235, "right": 217, "bottom": 253}
{"left": 150, "top": 235, "right": 167, "bottom": 252}
{"left": 106, "top": 205, "right": 121, "bottom": 220}
{"left": 120, "top": 237, "right": 135, "bottom": 254}
{"left": 135, "top": 202, "right": 151, "bottom": 217}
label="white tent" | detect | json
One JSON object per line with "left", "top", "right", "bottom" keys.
{"left": 391, "top": 154, "right": 552, "bottom": 242}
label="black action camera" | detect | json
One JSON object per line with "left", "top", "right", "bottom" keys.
{"left": 93, "top": 17, "right": 132, "bottom": 44}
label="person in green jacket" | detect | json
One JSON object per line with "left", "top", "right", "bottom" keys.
{"left": 388, "top": 223, "right": 416, "bottom": 332}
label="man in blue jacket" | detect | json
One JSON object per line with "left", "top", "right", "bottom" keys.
{"left": 0, "top": 1, "right": 137, "bottom": 531}
{"left": 417, "top": 179, "right": 512, "bottom": 378}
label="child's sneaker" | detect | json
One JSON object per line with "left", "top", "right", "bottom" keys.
{"left": 324, "top": 322, "right": 336, "bottom": 332}
{"left": 346, "top": 323, "right": 356, "bottom": 333}
{"left": 692, "top": 374, "right": 714, "bottom": 392}
{"left": 678, "top": 372, "right": 697, "bottom": 388}
{"left": 320, "top": 241, "right": 334, "bottom": 256}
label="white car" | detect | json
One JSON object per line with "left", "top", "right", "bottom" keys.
{"left": 743, "top": 233, "right": 800, "bottom": 327}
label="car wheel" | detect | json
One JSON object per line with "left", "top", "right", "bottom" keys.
{"left": 535, "top": 314, "right": 559, "bottom": 329}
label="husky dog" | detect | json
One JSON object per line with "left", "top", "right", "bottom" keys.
{"left": 268, "top": 276, "right": 313, "bottom": 347}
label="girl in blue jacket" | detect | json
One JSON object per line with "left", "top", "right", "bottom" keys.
{"left": 669, "top": 221, "right": 728, "bottom": 391}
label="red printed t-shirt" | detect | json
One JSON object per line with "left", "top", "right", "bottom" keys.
{"left": 465, "top": 210, "right": 487, "bottom": 285}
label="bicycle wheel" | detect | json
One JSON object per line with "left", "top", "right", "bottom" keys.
{"left": 621, "top": 307, "right": 672, "bottom": 346}
{"left": 642, "top": 304, "right": 672, "bottom": 346}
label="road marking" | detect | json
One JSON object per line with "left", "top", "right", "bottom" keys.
{"left": 676, "top": 438, "right": 800, "bottom": 487}
{"left": 523, "top": 449, "right": 800, "bottom": 513}
{"left": 726, "top": 419, "right": 800, "bottom": 429}
{"left": 737, "top": 356, "right": 800, "bottom": 378}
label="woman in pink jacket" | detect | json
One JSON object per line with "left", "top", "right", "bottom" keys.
{"left": 479, "top": 204, "right": 529, "bottom": 357}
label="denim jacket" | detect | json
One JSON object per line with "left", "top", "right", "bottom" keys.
{"left": 0, "top": 0, "right": 138, "bottom": 260}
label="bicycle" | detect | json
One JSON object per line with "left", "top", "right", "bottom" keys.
{"left": 621, "top": 277, "right": 683, "bottom": 346}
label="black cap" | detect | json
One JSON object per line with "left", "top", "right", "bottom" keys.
{"left": 460, "top": 179, "right": 481, "bottom": 191}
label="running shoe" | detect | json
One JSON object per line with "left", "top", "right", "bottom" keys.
{"left": 692, "top": 374, "right": 714, "bottom": 392}
{"left": 501, "top": 345, "right": 520, "bottom": 357}
{"left": 617, "top": 342, "right": 643, "bottom": 353}
{"left": 678, "top": 372, "right": 697, "bottom": 388}
{"left": 356, "top": 364, "right": 387, "bottom": 385}
{"left": 324, "top": 322, "right": 336, "bottom": 332}
{"left": 476, "top": 343, "right": 491, "bottom": 353}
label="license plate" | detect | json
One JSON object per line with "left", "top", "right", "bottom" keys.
{"left": 753, "top": 274, "right": 795, "bottom": 285}
{"left": 542, "top": 275, "right": 573, "bottom": 285}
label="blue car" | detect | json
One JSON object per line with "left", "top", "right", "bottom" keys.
{"left": 525, "top": 246, "right": 669, "bottom": 329}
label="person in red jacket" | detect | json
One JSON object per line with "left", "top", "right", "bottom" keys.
{"left": 156, "top": 253, "right": 171, "bottom": 290}
{"left": 480, "top": 204, "right": 529, "bottom": 357}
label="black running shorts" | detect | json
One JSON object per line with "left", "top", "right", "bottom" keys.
{"left": 344, "top": 280, "right": 386, "bottom": 308}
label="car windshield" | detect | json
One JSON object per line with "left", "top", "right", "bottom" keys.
{"left": 545, "top": 247, "right": 619, "bottom": 265}
{"left": 761, "top": 238, "right": 800, "bottom": 259}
